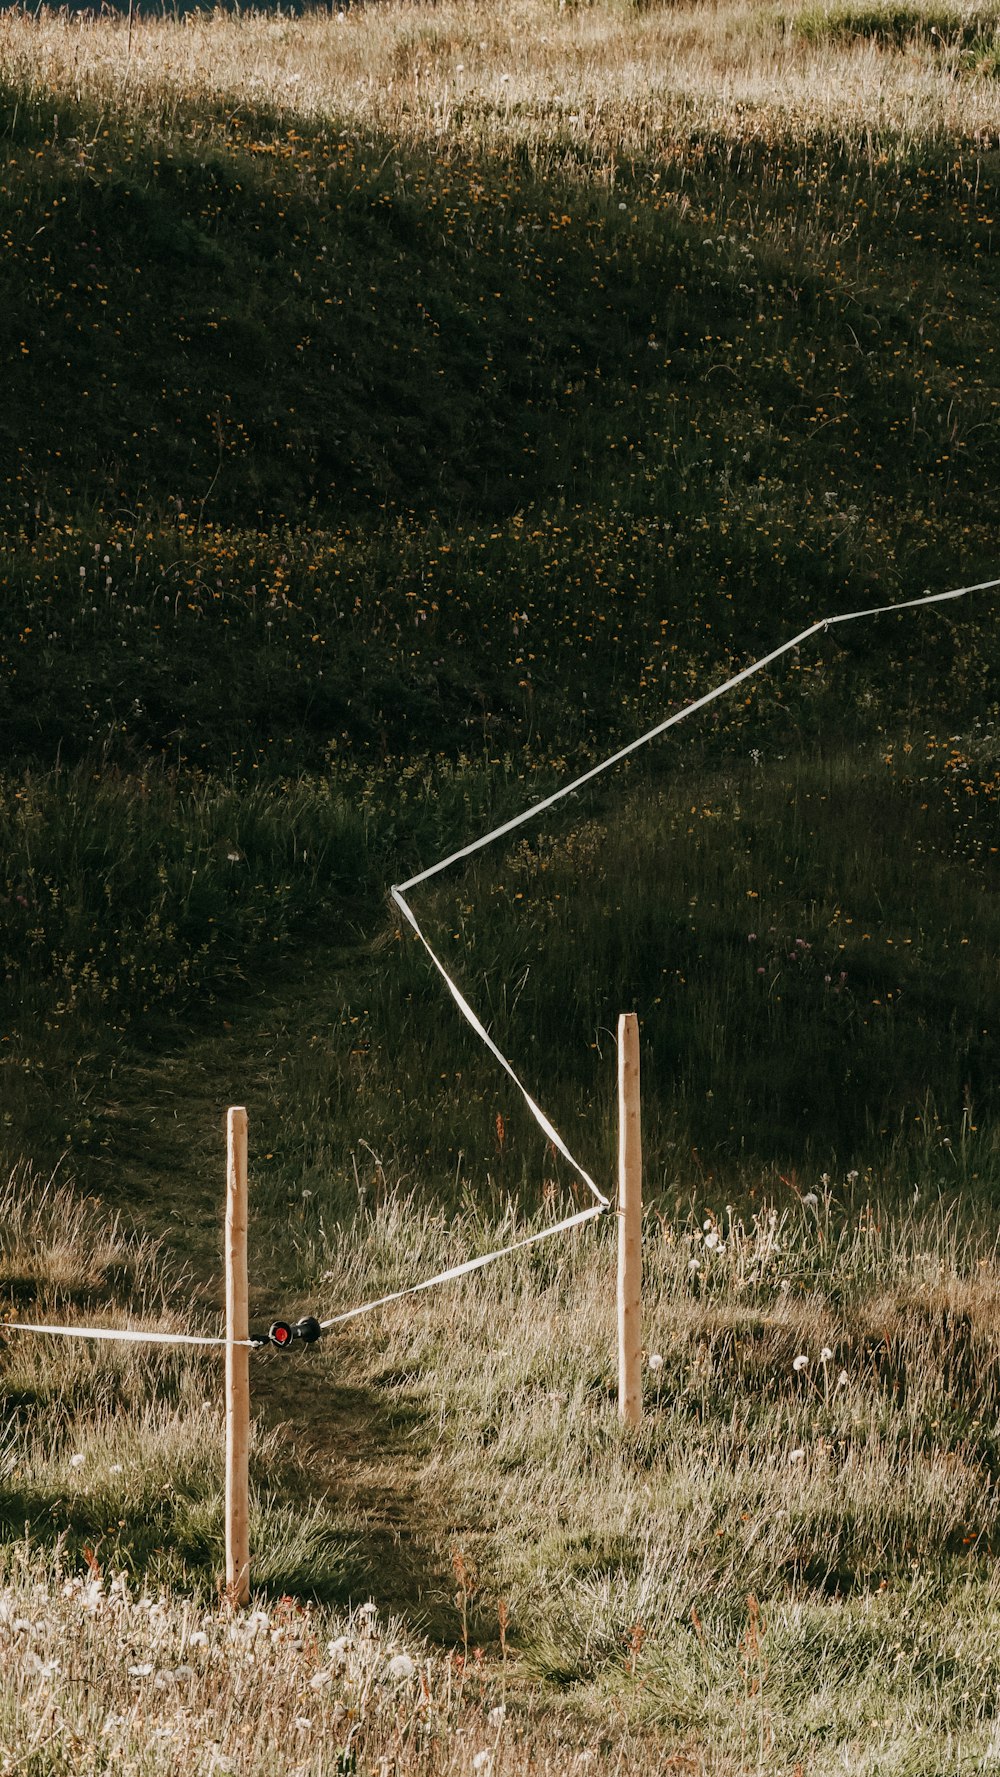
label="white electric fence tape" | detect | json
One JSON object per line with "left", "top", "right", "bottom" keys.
{"left": 1, "top": 1319, "right": 242, "bottom": 1348}
{"left": 3, "top": 576, "right": 996, "bottom": 1354}
{"left": 392, "top": 575, "right": 1000, "bottom": 1209}
{"left": 393, "top": 893, "right": 609, "bottom": 1206}
{"left": 319, "top": 1203, "right": 605, "bottom": 1328}
{"left": 1, "top": 1211, "right": 605, "bottom": 1347}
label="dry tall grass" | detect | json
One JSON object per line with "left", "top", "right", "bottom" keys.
{"left": 5, "top": 0, "right": 1000, "bottom": 166}
{"left": 0, "top": 1548, "right": 656, "bottom": 1777}
{"left": 9, "top": 1174, "right": 1000, "bottom": 1771}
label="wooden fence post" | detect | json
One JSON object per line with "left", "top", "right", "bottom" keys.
{"left": 225, "top": 1105, "right": 250, "bottom": 1605}
{"left": 617, "top": 1014, "right": 642, "bottom": 1426}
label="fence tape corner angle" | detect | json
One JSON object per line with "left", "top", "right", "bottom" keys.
{"left": 391, "top": 570, "right": 999, "bottom": 1248}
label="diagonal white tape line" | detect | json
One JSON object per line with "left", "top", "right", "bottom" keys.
{"left": 2, "top": 1320, "right": 248, "bottom": 1348}
{"left": 393, "top": 575, "right": 999, "bottom": 1201}
{"left": 320, "top": 1204, "right": 606, "bottom": 1328}
{"left": 396, "top": 579, "right": 999, "bottom": 898}
{"left": 392, "top": 888, "right": 609, "bottom": 1204}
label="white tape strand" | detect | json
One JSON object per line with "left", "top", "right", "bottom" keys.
{"left": 2, "top": 1320, "right": 247, "bottom": 1348}
{"left": 320, "top": 1203, "right": 605, "bottom": 1329}
{"left": 392, "top": 575, "right": 999, "bottom": 1203}
{"left": 5, "top": 1214, "right": 607, "bottom": 1346}
{"left": 823, "top": 581, "right": 991, "bottom": 626}
{"left": 395, "top": 618, "right": 820, "bottom": 895}
{"left": 393, "top": 888, "right": 609, "bottom": 1205}
{"left": 396, "top": 578, "right": 999, "bottom": 899}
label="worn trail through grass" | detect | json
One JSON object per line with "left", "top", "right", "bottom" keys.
{"left": 100, "top": 935, "right": 471, "bottom": 1635}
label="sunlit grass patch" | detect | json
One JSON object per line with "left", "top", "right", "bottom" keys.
{"left": 0, "top": 1167, "right": 358, "bottom": 1596}
{"left": 0, "top": 1543, "right": 602, "bottom": 1777}
{"left": 283, "top": 1180, "right": 1000, "bottom": 1763}
{"left": 0, "top": 1160, "right": 164, "bottom": 1307}
{"left": 8, "top": 1161, "right": 1000, "bottom": 1763}
{"left": 794, "top": 0, "right": 1000, "bottom": 48}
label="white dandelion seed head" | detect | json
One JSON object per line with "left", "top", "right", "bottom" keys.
{"left": 819, "top": 1346, "right": 834, "bottom": 1363}
{"left": 788, "top": 1448, "right": 806, "bottom": 1464}
{"left": 792, "top": 1354, "right": 809, "bottom": 1372}
{"left": 647, "top": 1353, "right": 664, "bottom": 1372}
{"left": 386, "top": 1652, "right": 416, "bottom": 1681}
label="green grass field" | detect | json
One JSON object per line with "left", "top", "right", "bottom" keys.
{"left": 2, "top": 2, "right": 1000, "bottom": 1769}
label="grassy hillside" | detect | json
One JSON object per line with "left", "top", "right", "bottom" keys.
{"left": 1, "top": 3, "right": 1000, "bottom": 1771}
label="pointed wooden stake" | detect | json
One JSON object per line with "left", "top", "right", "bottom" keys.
{"left": 225, "top": 1106, "right": 250, "bottom": 1605}
{"left": 617, "top": 1014, "right": 642, "bottom": 1426}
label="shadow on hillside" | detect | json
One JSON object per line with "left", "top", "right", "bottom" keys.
{"left": 0, "top": 80, "right": 691, "bottom": 529}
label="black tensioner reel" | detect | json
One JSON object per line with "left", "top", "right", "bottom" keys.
{"left": 267, "top": 1316, "right": 323, "bottom": 1349}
